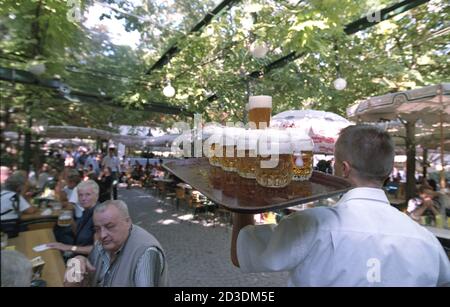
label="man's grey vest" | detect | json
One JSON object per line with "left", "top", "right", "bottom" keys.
{"left": 91, "top": 225, "right": 169, "bottom": 287}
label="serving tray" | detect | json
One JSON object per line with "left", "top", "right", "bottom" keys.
{"left": 163, "top": 158, "right": 351, "bottom": 213}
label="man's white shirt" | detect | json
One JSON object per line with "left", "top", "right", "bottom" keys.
{"left": 237, "top": 187, "right": 450, "bottom": 286}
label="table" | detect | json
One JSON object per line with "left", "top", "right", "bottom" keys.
{"left": 163, "top": 158, "right": 351, "bottom": 214}
{"left": 21, "top": 208, "right": 60, "bottom": 222}
{"left": 424, "top": 226, "right": 450, "bottom": 240}
{"left": 8, "top": 229, "right": 66, "bottom": 287}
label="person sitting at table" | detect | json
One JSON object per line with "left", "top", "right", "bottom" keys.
{"left": 407, "top": 184, "right": 449, "bottom": 225}
{"left": 0, "top": 165, "right": 11, "bottom": 187}
{"left": 57, "top": 168, "right": 83, "bottom": 215}
{"left": 47, "top": 180, "right": 100, "bottom": 257}
{"left": 1, "top": 171, "right": 38, "bottom": 222}
{"left": 231, "top": 124, "right": 450, "bottom": 286}
{"left": 54, "top": 168, "right": 83, "bottom": 244}
{"left": 63, "top": 200, "right": 169, "bottom": 287}
{"left": 1, "top": 250, "right": 32, "bottom": 287}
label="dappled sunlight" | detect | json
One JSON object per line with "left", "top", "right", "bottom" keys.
{"left": 157, "top": 218, "right": 180, "bottom": 225}
{"left": 176, "top": 213, "right": 194, "bottom": 221}
{"left": 154, "top": 208, "right": 167, "bottom": 214}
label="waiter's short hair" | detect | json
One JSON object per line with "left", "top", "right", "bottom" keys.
{"left": 335, "top": 124, "right": 395, "bottom": 182}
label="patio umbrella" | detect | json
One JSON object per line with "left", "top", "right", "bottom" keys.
{"left": 347, "top": 83, "right": 450, "bottom": 199}
{"left": 271, "top": 110, "right": 351, "bottom": 154}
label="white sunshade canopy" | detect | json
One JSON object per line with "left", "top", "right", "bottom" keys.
{"left": 347, "top": 83, "right": 450, "bottom": 125}
{"left": 271, "top": 109, "right": 352, "bottom": 154}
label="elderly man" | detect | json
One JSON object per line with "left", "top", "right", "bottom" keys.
{"left": 232, "top": 124, "right": 450, "bottom": 286}
{"left": 1, "top": 250, "right": 32, "bottom": 287}
{"left": 64, "top": 200, "right": 168, "bottom": 287}
{"left": 48, "top": 180, "right": 99, "bottom": 256}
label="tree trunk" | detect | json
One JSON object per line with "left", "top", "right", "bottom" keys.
{"left": 422, "top": 147, "right": 427, "bottom": 180}
{"left": 22, "top": 102, "right": 33, "bottom": 172}
{"left": 405, "top": 120, "right": 416, "bottom": 201}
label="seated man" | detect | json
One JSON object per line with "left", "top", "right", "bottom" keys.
{"left": 63, "top": 200, "right": 169, "bottom": 287}
{"left": 48, "top": 180, "right": 100, "bottom": 257}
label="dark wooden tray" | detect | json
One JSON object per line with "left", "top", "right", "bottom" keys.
{"left": 163, "top": 158, "right": 351, "bottom": 213}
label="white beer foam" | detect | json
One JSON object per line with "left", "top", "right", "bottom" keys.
{"left": 292, "top": 139, "right": 314, "bottom": 151}
{"left": 288, "top": 128, "right": 314, "bottom": 151}
{"left": 249, "top": 95, "right": 272, "bottom": 109}
{"left": 259, "top": 128, "right": 291, "bottom": 143}
{"left": 259, "top": 141, "right": 292, "bottom": 155}
{"left": 237, "top": 130, "right": 259, "bottom": 150}
{"left": 223, "top": 127, "right": 244, "bottom": 146}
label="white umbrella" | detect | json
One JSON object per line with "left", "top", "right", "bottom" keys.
{"left": 271, "top": 110, "right": 351, "bottom": 154}
{"left": 347, "top": 83, "right": 450, "bottom": 196}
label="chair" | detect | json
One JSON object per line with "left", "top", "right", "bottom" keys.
{"left": 175, "top": 187, "right": 186, "bottom": 210}
{"left": 188, "top": 191, "right": 208, "bottom": 220}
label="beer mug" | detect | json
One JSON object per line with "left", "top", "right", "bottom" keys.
{"left": 57, "top": 210, "right": 73, "bottom": 227}
{"left": 205, "top": 126, "right": 224, "bottom": 167}
{"left": 248, "top": 96, "right": 272, "bottom": 129}
{"left": 236, "top": 130, "right": 259, "bottom": 179}
{"left": 289, "top": 129, "right": 314, "bottom": 181}
{"left": 221, "top": 127, "right": 242, "bottom": 172}
{"left": 255, "top": 129, "right": 293, "bottom": 188}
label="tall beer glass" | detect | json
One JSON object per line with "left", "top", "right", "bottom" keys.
{"left": 248, "top": 96, "right": 272, "bottom": 129}
{"left": 255, "top": 129, "right": 293, "bottom": 188}
{"left": 289, "top": 129, "right": 314, "bottom": 181}
{"left": 236, "top": 130, "right": 259, "bottom": 179}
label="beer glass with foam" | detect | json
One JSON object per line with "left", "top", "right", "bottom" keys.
{"left": 248, "top": 96, "right": 272, "bottom": 129}
{"left": 221, "top": 127, "right": 242, "bottom": 172}
{"left": 289, "top": 129, "right": 314, "bottom": 181}
{"left": 236, "top": 129, "right": 259, "bottom": 179}
{"left": 255, "top": 129, "right": 293, "bottom": 188}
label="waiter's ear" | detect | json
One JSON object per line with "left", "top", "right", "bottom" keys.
{"left": 342, "top": 161, "right": 351, "bottom": 178}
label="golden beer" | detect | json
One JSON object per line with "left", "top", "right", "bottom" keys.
{"left": 248, "top": 96, "right": 272, "bottom": 129}
{"left": 255, "top": 130, "right": 293, "bottom": 188}
{"left": 289, "top": 129, "right": 314, "bottom": 181}
{"left": 236, "top": 130, "right": 259, "bottom": 179}
{"left": 292, "top": 151, "right": 314, "bottom": 181}
{"left": 57, "top": 210, "right": 73, "bottom": 227}
{"left": 205, "top": 126, "right": 224, "bottom": 167}
{"left": 220, "top": 128, "right": 242, "bottom": 172}
{"left": 208, "top": 143, "right": 222, "bottom": 167}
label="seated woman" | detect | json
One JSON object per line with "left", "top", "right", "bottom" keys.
{"left": 47, "top": 180, "right": 100, "bottom": 257}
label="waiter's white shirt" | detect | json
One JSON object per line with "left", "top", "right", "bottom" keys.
{"left": 237, "top": 187, "right": 450, "bottom": 286}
